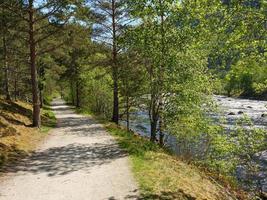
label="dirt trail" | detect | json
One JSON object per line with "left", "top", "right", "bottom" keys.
{"left": 0, "top": 99, "right": 139, "bottom": 200}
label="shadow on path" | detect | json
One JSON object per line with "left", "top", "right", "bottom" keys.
{"left": 108, "top": 189, "right": 197, "bottom": 200}
{"left": 1, "top": 99, "right": 127, "bottom": 177}
{"left": 1, "top": 142, "right": 126, "bottom": 177}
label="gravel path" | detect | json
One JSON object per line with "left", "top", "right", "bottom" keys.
{"left": 0, "top": 99, "right": 139, "bottom": 200}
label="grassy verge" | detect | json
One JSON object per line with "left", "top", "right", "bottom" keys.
{"left": 41, "top": 104, "right": 57, "bottom": 133}
{"left": 75, "top": 107, "right": 93, "bottom": 116}
{"left": 0, "top": 99, "right": 56, "bottom": 167}
{"left": 105, "top": 123, "right": 239, "bottom": 200}
{"left": 72, "top": 106, "right": 243, "bottom": 199}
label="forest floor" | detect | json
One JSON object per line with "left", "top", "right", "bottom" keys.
{"left": 0, "top": 99, "right": 56, "bottom": 166}
{"left": 0, "top": 99, "right": 138, "bottom": 200}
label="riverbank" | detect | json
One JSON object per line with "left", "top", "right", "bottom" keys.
{"left": 76, "top": 94, "right": 267, "bottom": 199}
{"left": 75, "top": 107, "right": 244, "bottom": 199}
{"left": 105, "top": 123, "right": 244, "bottom": 200}
{"left": 118, "top": 95, "right": 266, "bottom": 197}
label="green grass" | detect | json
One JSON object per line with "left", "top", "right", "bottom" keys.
{"left": 75, "top": 107, "right": 108, "bottom": 124}
{"left": 105, "top": 123, "right": 238, "bottom": 200}
{"left": 41, "top": 104, "right": 57, "bottom": 133}
{"left": 69, "top": 106, "right": 242, "bottom": 199}
{"left": 75, "top": 107, "right": 93, "bottom": 116}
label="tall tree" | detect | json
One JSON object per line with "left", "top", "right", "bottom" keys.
{"left": 1, "top": 11, "right": 11, "bottom": 101}
{"left": 119, "top": 50, "right": 147, "bottom": 131}
{"left": 126, "top": 0, "right": 174, "bottom": 143}
{"left": 0, "top": 2, "right": 16, "bottom": 101}
{"left": 61, "top": 23, "right": 92, "bottom": 108}
{"left": 1, "top": 0, "right": 85, "bottom": 127}
{"left": 91, "top": 0, "right": 132, "bottom": 124}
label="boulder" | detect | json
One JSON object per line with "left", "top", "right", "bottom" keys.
{"left": 228, "top": 112, "right": 236, "bottom": 115}
{"left": 236, "top": 165, "right": 247, "bottom": 180}
{"left": 254, "top": 151, "right": 267, "bottom": 164}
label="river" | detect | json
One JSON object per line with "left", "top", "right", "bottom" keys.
{"left": 120, "top": 95, "right": 267, "bottom": 193}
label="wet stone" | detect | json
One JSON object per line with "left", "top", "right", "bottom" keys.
{"left": 228, "top": 112, "right": 236, "bottom": 115}
{"left": 256, "top": 151, "right": 267, "bottom": 164}
{"left": 236, "top": 165, "right": 247, "bottom": 180}
{"left": 261, "top": 178, "right": 267, "bottom": 193}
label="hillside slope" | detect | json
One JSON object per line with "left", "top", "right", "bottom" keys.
{"left": 0, "top": 99, "right": 56, "bottom": 166}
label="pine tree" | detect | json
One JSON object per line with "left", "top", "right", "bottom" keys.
{"left": 1, "top": 0, "right": 85, "bottom": 127}
{"left": 91, "top": 0, "right": 132, "bottom": 124}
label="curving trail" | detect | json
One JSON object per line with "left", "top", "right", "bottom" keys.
{"left": 0, "top": 99, "right": 139, "bottom": 200}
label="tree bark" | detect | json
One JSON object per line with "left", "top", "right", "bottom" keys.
{"left": 159, "top": 111, "right": 164, "bottom": 146}
{"left": 126, "top": 95, "right": 129, "bottom": 131}
{"left": 76, "top": 80, "right": 80, "bottom": 108}
{"left": 71, "top": 80, "right": 75, "bottom": 105}
{"left": 150, "top": 94, "right": 158, "bottom": 142}
{"left": 112, "top": 67, "right": 119, "bottom": 123}
{"left": 14, "top": 72, "right": 17, "bottom": 101}
{"left": 39, "top": 90, "right": 43, "bottom": 108}
{"left": 111, "top": 0, "right": 119, "bottom": 124}
{"left": 158, "top": 0, "right": 165, "bottom": 147}
{"left": 2, "top": 19, "right": 11, "bottom": 101}
{"left": 150, "top": 120, "right": 157, "bottom": 142}
{"left": 28, "top": 0, "right": 41, "bottom": 127}
{"left": 60, "top": 85, "right": 63, "bottom": 99}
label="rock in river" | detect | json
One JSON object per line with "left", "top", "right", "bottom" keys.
{"left": 228, "top": 112, "right": 236, "bottom": 115}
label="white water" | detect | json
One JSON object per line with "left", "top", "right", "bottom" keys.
{"left": 120, "top": 95, "right": 267, "bottom": 192}
{"left": 215, "top": 95, "right": 267, "bottom": 129}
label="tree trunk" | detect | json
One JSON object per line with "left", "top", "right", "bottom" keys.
{"left": 14, "top": 72, "right": 17, "bottom": 101}
{"left": 28, "top": 0, "right": 41, "bottom": 127}
{"left": 150, "top": 120, "right": 157, "bottom": 142}
{"left": 60, "top": 85, "right": 63, "bottom": 99}
{"left": 159, "top": 115, "right": 164, "bottom": 146}
{"left": 126, "top": 95, "right": 129, "bottom": 131}
{"left": 112, "top": 69, "right": 119, "bottom": 123}
{"left": 150, "top": 94, "right": 158, "bottom": 142}
{"left": 111, "top": 0, "right": 119, "bottom": 124}
{"left": 158, "top": 93, "right": 164, "bottom": 146}
{"left": 159, "top": 0, "right": 165, "bottom": 147}
{"left": 14, "top": 58, "right": 18, "bottom": 101}
{"left": 76, "top": 80, "right": 80, "bottom": 108}
{"left": 2, "top": 27, "right": 11, "bottom": 101}
{"left": 39, "top": 90, "right": 43, "bottom": 108}
{"left": 71, "top": 81, "right": 75, "bottom": 105}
